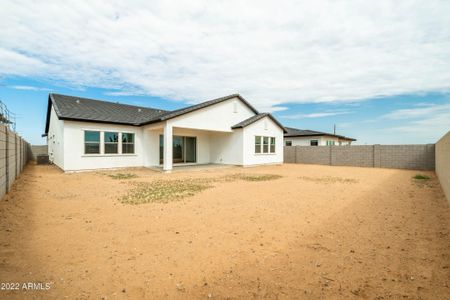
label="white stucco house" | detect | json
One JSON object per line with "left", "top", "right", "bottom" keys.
{"left": 284, "top": 127, "right": 355, "bottom": 146}
{"left": 44, "top": 93, "right": 286, "bottom": 172}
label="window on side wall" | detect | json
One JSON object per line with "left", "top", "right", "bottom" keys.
{"left": 285, "top": 140, "right": 292, "bottom": 146}
{"left": 255, "top": 136, "right": 262, "bottom": 153}
{"left": 122, "top": 133, "right": 135, "bottom": 154}
{"left": 326, "top": 140, "right": 335, "bottom": 146}
{"left": 263, "top": 136, "right": 269, "bottom": 153}
{"left": 85, "top": 131, "right": 100, "bottom": 154}
{"left": 270, "top": 137, "right": 276, "bottom": 153}
{"left": 310, "top": 140, "right": 318, "bottom": 146}
{"left": 104, "top": 132, "right": 119, "bottom": 154}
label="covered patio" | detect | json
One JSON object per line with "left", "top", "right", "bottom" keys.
{"left": 143, "top": 122, "right": 242, "bottom": 172}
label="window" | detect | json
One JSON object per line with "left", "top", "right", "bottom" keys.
{"left": 255, "top": 136, "right": 262, "bottom": 153}
{"left": 263, "top": 137, "right": 269, "bottom": 153}
{"left": 285, "top": 140, "right": 292, "bottom": 146}
{"left": 270, "top": 137, "right": 276, "bottom": 153}
{"left": 326, "top": 140, "right": 335, "bottom": 146}
{"left": 310, "top": 140, "right": 318, "bottom": 146}
{"left": 84, "top": 131, "right": 100, "bottom": 154}
{"left": 122, "top": 133, "right": 135, "bottom": 154}
{"left": 104, "top": 132, "right": 119, "bottom": 154}
{"left": 255, "top": 136, "right": 276, "bottom": 154}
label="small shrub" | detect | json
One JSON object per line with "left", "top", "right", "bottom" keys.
{"left": 120, "top": 179, "right": 212, "bottom": 204}
{"left": 109, "top": 173, "right": 138, "bottom": 180}
{"left": 413, "top": 174, "right": 430, "bottom": 180}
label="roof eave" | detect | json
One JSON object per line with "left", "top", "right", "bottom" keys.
{"left": 232, "top": 113, "right": 287, "bottom": 133}
{"left": 284, "top": 133, "right": 356, "bottom": 141}
{"left": 284, "top": 133, "right": 326, "bottom": 137}
{"left": 60, "top": 117, "right": 142, "bottom": 127}
{"left": 44, "top": 95, "right": 53, "bottom": 134}
{"left": 158, "top": 94, "right": 260, "bottom": 123}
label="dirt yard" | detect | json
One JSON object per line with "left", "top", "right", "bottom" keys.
{"left": 0, "top": 163, "right": 449, "bottom": 299}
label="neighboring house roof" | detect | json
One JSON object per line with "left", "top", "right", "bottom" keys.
{"left": 231, "top": 113, "right": 287, "bottom": 133}
{"left": 44, "top": 93, "right": 282, "bottom": 135}
{"left": 284, "top": 127, "right": 356, "bottom": 141}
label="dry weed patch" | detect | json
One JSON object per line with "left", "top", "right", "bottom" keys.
{"left": 109, "top": 173, "right": 138, "bottom": 180}
{"left": 227, "top": 173, "right": 282, "bottom": 182}
{"left": 298, "top": 176, "right": 358, "bottom": 184}
{"left": 120, "top": 173, "right": 282, "bottom": 204}
{"left": 120, "top": 179, "right": 213, "bottom": 204}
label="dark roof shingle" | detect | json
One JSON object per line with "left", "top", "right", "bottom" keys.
{"left": 284, "top": 127, "right": 356, "bottom": 141}
{"left": 49, "top": 94, "right": 167, "bottom": 125}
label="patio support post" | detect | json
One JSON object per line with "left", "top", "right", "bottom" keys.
{"left": 163, "top": 123, "right": 173, "bottom": 172}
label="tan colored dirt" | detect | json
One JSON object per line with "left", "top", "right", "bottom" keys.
{"left": 0, "top": 163, "right": 449, "bottom": 299}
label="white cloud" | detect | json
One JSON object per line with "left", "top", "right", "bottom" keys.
{"left": 266, "top": 106, "right": 288, "bottom": 113}
{"left": 1, "top": 1, "right": 450, "bottom": 110}
{"left": 385, "top": 102, "right": 450, "bottom": 142}
{"left": 383, "top": 103, "right": 450, "bottom": 119}
{"left": 9, "top": 85, "right": 52, "bottom": 91}
{"left": 282, "top": 110, "right": 352, "bottom": 119}
{"left": 104, "top": 91, "right": 143, "bottom": 97}
{"left": 0, "top": 48, "right": 49, "bottom": 76}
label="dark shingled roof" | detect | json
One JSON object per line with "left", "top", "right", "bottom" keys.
{"left": 232, "top": 113, "right": 287, "bottom": 133}
{"left": 47, "top": 93, "right": 167, "bottom": 126}
{"left": 284, "top": 127, "right": 356, "bottom": 141}
{"left": 44, "top": 93, "right": 281, "bottom": 135}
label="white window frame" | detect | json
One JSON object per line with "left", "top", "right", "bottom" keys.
{"left": 270, "top": 137, "right": 276, "bottom": 153}
{"left": 255, "top": 136, "right": 276, "bottom": 155}
{"left": 104, "top": 131, "right": 120, "bottom": 154}
{"left": 263, "top": 136, "right": 269, "bottom": 153}
{"left": 122, "top": 132, "right": 135, "bottom": 154}
{"left": 82, "top": 129, "right": 137, "bottom": 157}
{"left": 84, "top": 130, "right": 101, "bottom": 155}
{"left": 255, "top": 136, "right": 262, "bottom": 154}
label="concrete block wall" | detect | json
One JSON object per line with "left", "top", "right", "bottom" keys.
{"left": 295, "top": 146, "right": 330, "bottom": 165}
{"left": 436, "top": 131, "right": 450, "bottom": 203}
{"left": 0, "top": 127, "right": 7, "bottom": 197}
{"left": 284, "top": 146, "right": 296, "bottom": 163}
{"left": 0, "top": 125, "right": 31, "bottom": 199}
{"left": 30, "top": 145, "right": 48, "bottom": 160}
{"left": 378, "top": 144, "right": 435, "bottom": 170}
{"left": 331, "top": 145, "right": 374, "bottom": 167}
{"left": 284, "top": 144, "right": 435, "bottom": 171}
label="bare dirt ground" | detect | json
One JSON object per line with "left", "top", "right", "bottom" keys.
{"left": 0, "top": 163, "right": 449, "bottom": 299}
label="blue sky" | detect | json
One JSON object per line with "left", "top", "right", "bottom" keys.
{"left": 1, "top": 1, "right": 450, "bottom": 145}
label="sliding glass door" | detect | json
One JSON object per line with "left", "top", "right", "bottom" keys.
{"left": 185, "top": 137, "right": 196, "bottom": 163}
{"left": 160, "top": 135, "right": 197, "bottom": 164}
{"left": 173, "top": 136, "right": 184, "bottom": 163}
